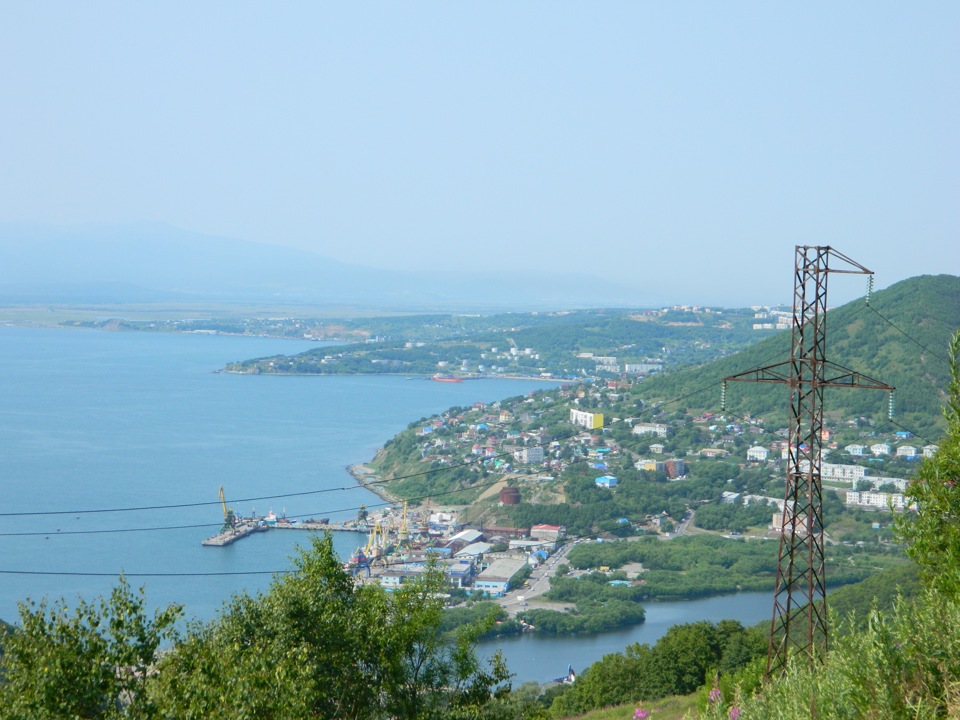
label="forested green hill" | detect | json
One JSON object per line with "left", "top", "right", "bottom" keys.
{"left": 634, "top": 274, "right": 960, "bottom": 438}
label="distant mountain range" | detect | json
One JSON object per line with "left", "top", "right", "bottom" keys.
{"left": 0, "top": 222, "right": 651, "bottom": 311}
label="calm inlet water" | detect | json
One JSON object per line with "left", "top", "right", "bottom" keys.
{"left": 480, "top": 592, "right": 772, "bottom": 684}
{"left": 0, "top": 325, "right": 772, "bottom": 682}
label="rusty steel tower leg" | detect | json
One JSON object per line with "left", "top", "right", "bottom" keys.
{"left": 768, "top": 246, "right": 832, "bottom": 676}
{"left": 722, "top": 246, "right": 890, "bottom": 678}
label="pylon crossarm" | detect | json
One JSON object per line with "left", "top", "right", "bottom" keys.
{"left": 724, "top": 361, "right": 792, "bottom": 385}
{"left": 822, "top": 246, "right": 873, "bottom": 276}
{"left": 820, "top": 361, "right": 894, "bottom": 391}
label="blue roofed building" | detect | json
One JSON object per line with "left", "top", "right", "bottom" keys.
{"left": 595, "top": 475, "right": 619, "bottom": 488}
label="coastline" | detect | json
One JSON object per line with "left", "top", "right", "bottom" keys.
{"left": 347, "top": 462, "right": 401, "bottom": 505}
{"left": 221, "top": 369, "right": 575, "bottom": 382}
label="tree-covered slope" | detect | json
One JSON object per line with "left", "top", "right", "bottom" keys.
{"left": 635, "top": 274, "right": 960, "bottom": 438}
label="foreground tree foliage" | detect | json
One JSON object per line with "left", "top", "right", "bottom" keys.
{"left": 0, "top": 536, "right": 510, "bottom": 720}
{"left": 0, "top": 577, "right": 181, "bottom": 720}
{"left": 896, "top": 330, "right": 960, "bottom": 598}
{"left": 545, "top": 619, "right": 766, "bottom": 717}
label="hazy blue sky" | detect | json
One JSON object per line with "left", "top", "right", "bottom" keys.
{"left": 1, "top": 3, "right": 957, "bottom": 306}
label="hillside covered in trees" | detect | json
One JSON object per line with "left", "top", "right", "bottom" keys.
{"left": 638, "top": 274, "right": 960, "bottom": 438}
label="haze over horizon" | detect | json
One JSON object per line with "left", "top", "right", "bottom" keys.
{"left": 1, "top": 4, "right": 958, "bottom": 307}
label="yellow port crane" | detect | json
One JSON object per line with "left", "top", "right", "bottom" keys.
{"left": 397, "top": 500, "right": 410, "bottom": 548}
{"left": 219, "top": 485, "right": 237, "bottom": 532}
{"left": 363, "top": 521, "right": 391, "bottom": 564}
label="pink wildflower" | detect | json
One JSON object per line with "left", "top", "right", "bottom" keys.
{"left": 633, "top": 708, "right": 650, "bottom": 720}
{"left": 709, "top": 687, "right": 722, "bottom": 703}
{"left": 729, "top": 707, "right": 741, "bottom": 720}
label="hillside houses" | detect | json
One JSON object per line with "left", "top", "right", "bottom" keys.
{"left": 375, "top": 367, "right": 930, "bottom": 546}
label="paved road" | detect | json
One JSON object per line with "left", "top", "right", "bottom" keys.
{"left": 498, "top": 541, "right": 574, "bottom": 614}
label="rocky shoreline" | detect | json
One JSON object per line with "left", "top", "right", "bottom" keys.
{"left": 347, "top": 463, "right": 401, "bottom": 505}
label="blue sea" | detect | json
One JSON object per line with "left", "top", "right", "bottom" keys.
{"left": 0, "top": 326, "right": 551, "bottom": 622}
{"left": 0, "top": 325, "right": 772, "bottom": 683}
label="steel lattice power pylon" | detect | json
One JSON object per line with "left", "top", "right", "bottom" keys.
{"left": 723, "top": 246, "right": 893, "bottom": 678}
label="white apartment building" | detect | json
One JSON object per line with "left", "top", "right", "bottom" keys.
{"left": 746, "top": 446, "right": 769, "bottom": 462}
{"left": 515, "top": 446, "right": 544, "bottom": 464}
{"left": 631, "top": 422, "right": 669, "bottom": 438}
{"left": 570, "top": 409, "right": 604, "bottom": 430}
{"left": 845, "top": 491, "right": 912, "bottom": 511}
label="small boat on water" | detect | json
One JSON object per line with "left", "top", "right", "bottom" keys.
{"left": 431, "top": 374, "right": 463, "bottom": 383}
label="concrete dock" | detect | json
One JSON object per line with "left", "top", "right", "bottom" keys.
{"left": 202, "top": 517, "right": 367, "bottom": 546}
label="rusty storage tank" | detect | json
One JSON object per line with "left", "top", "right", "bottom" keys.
{"left": 499, "top": 486, "right": 521, "bottom": 505}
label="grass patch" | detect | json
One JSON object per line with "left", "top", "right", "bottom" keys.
{"left": 560, "top": 693, "right": 698, "bottom": 720}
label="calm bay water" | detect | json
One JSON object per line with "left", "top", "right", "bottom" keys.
{"left": 0, "top": 325, "right": 772, "bottom": 683}
{"left": 0, "top": 326, "right": 549, "bottom": 621}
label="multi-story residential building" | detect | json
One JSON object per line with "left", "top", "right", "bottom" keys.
{"left": 845, "top": 490, "right": 912, "bottom": 511}
{"left": 515, "top": 446, "right": 544, "bottom": 464}
{"left": 570, "top": 409, "right": 604, "bottom": 430}
{"left": 746, "top": 446, "right": 769, "bottom": 462}
{"left": 664, "top": 459, "right": 686, "bottom": 478}
{"left": 810, "top": 462, "right": 867, "bottom": 482}
{"left": 631, "top": 422, "right": 669, "bottom": 438}
{"left": 624, "top": 363, "right": 663, "bottom": 374}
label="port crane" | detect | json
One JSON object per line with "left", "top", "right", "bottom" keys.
{"left": 218, "top": 485, "right": 237, "bottom": 532}
{"left": 363, "top": 521, "right": 391, "bottom": 564}
{"left": 396, "top": 500, "right": 410, "bottom": 548}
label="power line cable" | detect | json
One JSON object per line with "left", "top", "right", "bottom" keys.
{"left": 866, "top": 305, "right": 952, "bottom": 366}
{"left": 3, "top": 421, "right": 592, "bottom": 518}
{"left": 880, "top": 417, "right": 939, "bottom": 449}
{"left": 0, "top": 446, "right": 611, "bottom": 539}
{"left": 2, "top": 486, "right": 366, "bottom": 518}
{"left": 0, "top": 530, "right": 609, "bottom": 578}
